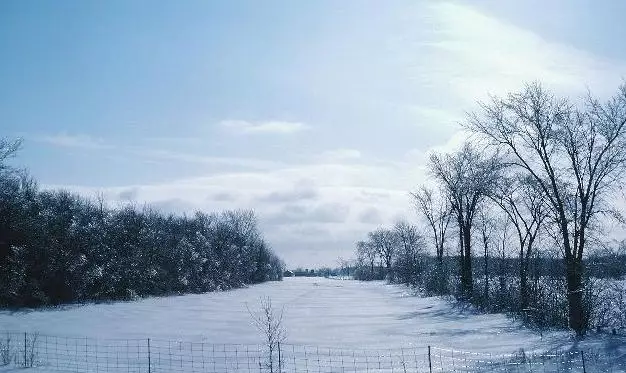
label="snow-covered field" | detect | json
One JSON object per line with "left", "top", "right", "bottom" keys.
{"left": 0, "top": 277, "right": 624, "bottom": 372}
{"left": 0, "top": 277, "right": 621, "bottom": 351}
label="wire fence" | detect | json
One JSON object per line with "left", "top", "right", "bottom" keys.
{"left": 0, "top": 331, "right": 624, "bottom": 373}
{"left": 429, "top": 346, "right": 626, "bottom": 373}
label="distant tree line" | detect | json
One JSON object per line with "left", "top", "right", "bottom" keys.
{"left": 0, "top": 139, "right": 284, "bottom": 307}
{"left": 286, "top": 267, "right": 349, "bottom": 278}
{"left": 354, "top": 82, "right": 626, "bottom": 335}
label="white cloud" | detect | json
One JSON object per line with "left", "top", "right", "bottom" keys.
{"left": 404, "top": 129, "right": 471, "bottom": 168}
{"left": 255, "top": 180, "right": 318, "bottom": 203}
{"left": 408, "top": 106, "right": 463, "bottom": 129}
{"left": 34, "top": 132, "right": 288, "bottom": 170}
{"left": 357, "top": 206, "right": 384, "bottom": 224}
{"left": 42, "top": 155, "right": 422, "bottom": 267}
{"left": 134, "top": 148, "right": 283, "bottom": 170}
{"left": 35, "top": 133, "right": 111, "bottom": 149}
{"left": 318, "top": 149, "right": 362, "bottom": 162}
{"left": 423, "top": 2, "right": 624, "bottom": 100}
{"left": 219, "top": 120, "right": 309, "bottom": 134}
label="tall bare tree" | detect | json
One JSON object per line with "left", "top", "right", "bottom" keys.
{"left": 477, "top": 207, "right": 496, "bottom": 307}
{"left": 368, "top": 228, "right": 397, "bottom": 278}
{"left": 411, "top": 187, "right": 451, "bottom": 263}
{"left": 491, "top": 175, "right": 546, "bottom": 312}
{"left": 467, "top": 82, "right": 626, "bottom": 334}
{"left": 429, "top": 143, "right": 503, "bottom": 297}
{"left": 411, "top": 187, "right": 452, "bottom": 292}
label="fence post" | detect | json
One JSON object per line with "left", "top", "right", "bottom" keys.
{"left": 147, "top": 338, "right": 151, "bottom": 373}
{"left": 580, "top": 350, "right": 586, "bottom": 373}
{"left": 428, "top": 346, "right": 432, "bottom": 373}
{"left": 24, "top": 332, "right": 27, "bottom": 367}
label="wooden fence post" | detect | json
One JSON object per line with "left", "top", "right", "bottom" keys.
{"left": 428, "top": 346, "right": 433, "bottom": 373}
{"left": 147, "top": 338, "right": 151, "bottom": 373}
{"left": 581, "top": 350, "right": 586, "bottom": 373}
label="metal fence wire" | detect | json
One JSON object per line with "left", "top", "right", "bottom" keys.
{"left": 0, "top": 331, "right": 624, "bottom": 373}
{"left": 429, "top": 346, "right": 626, "bottom": 373}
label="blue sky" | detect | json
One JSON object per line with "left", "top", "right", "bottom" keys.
{"left": 2, "top": 1, "right": 625, "bottom": 267}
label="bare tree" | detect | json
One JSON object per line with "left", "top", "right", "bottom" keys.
{"left": 0, "top": 138, "right": 22, "bottom": 172}
{"left": 491, "top": 175, "right": 547, "bottom": 312}
{"left": 411, "top": 187, "right": 452, "bottom": 264}
{"left": 412, "top": 187, "right": 452, "bottom": 293}
{"left": 467, "top": 82, "right": 626, "bottom": 334}
{"left": 429, "top": 143, "right": 504, "bottom": 297}
{"left": 495, "top": 216, "right": 513, "bottom": 305}
{"left": 356, "top": 240, "right": 378, "bottom": 279}
{"left": 336, "top": 257, "right": 351, "bottom": 277}
{"left": 393, "top": 221, "right": 425, "bottom": 284}
{"left": 247, "top": 297, "right": 286, "bottom": 373}
{"left": 368, "top": 228, "right": 397, "bottom": 278}
{"left": 477, "top": 207, "right": 496, "bottom": 308}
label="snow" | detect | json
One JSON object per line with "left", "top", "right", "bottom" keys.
{"left": 1, "top": 277, "right": 625, "bottom": 373}
{"left": 1, "top": 277, "right": 622, "bottom": 354}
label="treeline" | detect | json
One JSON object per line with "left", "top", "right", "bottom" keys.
{"left": 355, "top": 227, "right": 626, "bottom": 328}
{"left": 287, "top": 267, "right": 350, "bottom": 277}
{"left": 354, "top": 82, "right": 626, "bottom": 335}
{"left": 0, "top": 140, "right": 284, "bottom": 307}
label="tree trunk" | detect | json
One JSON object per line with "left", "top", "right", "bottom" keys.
{"left": 460, "top": 225, "right": 473, "bottom": 298}
{"left": 560, "top": 214, "right": 586, "bottom": 335}
{"left": 483, "top": 238, "right": 489, "bottom": 308}
{"left": 458, "top": 224, "right": 464, "bottom": 293}
{"left": 566, "top": 256, "right": 585, "bottom": 334}
{"left": 519, "top": 247, "right": 528, "bottom": 312}
{"left": 519, "top": 264, "right": 528, "bottom": 312}
{"left": 436, "top": 254, "right": 445, "bottom": 294}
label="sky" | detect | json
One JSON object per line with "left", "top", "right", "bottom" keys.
{"left": 1, "top": 1, "right": 626, "bottom": 268}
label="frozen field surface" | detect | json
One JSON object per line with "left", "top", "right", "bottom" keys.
{"left": 1, "top": 277, "right": 623, "bottom": 355}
